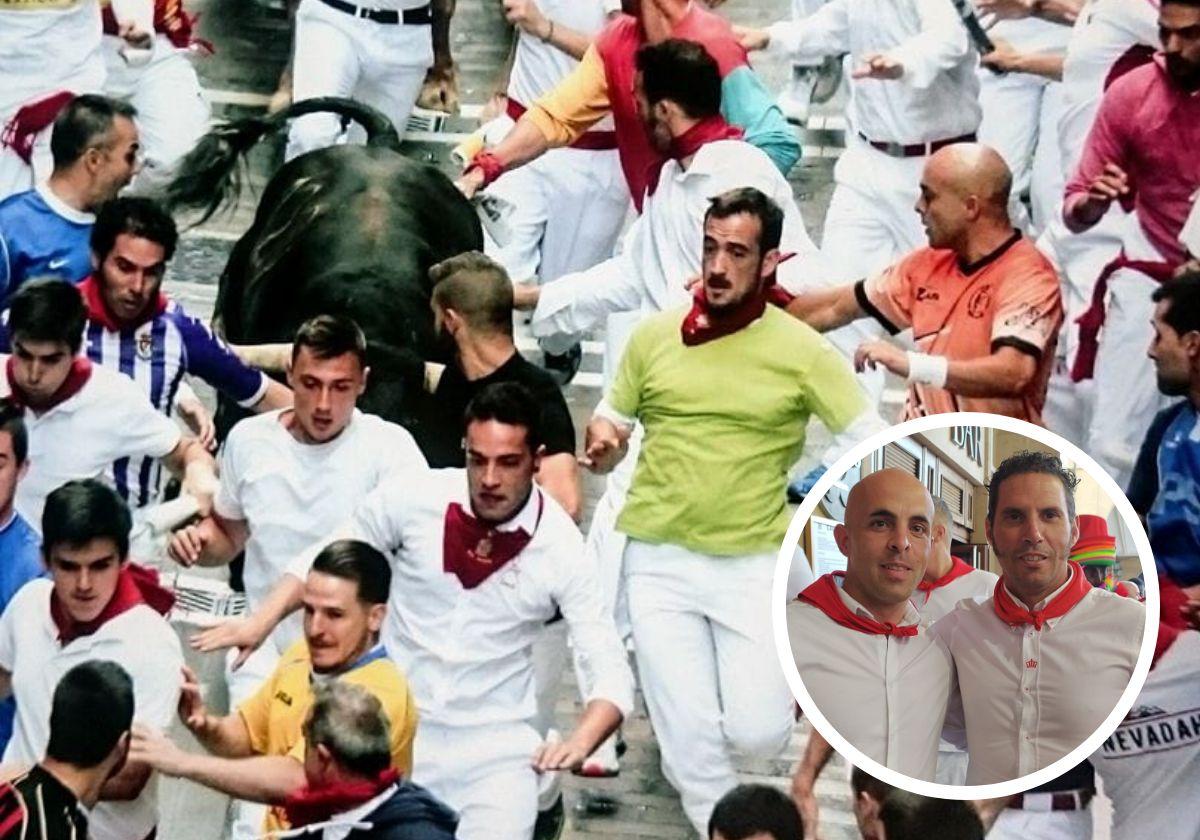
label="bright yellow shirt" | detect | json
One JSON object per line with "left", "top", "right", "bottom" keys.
{"left": 237, "top": 640, "right": 418, "bottom": 833}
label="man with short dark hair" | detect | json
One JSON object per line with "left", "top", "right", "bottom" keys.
{"left": 708, "top": 783, "right": 803, "bottom": 840}
{"left": 585, "top": 189, "right": 871, "bottom": 831}
{"left": 171, "top": 314, "right": 426, "bottom": 714}
{"left": 0, "top": 279, "right": 216, "bottom": 529}
{"left": 73, "top": 197, "right": 292, "bottom": 505}
{"left": 1061, "top": 0, "right": 1200, "bottom": 485}
{"left": 848, "top": 766, "right": 984, "bottom": 840}
{"left": 131, "top": 539, "right": 419, "bottom": 836}
{"left": 1129, "top": 271, "right": 1200, "bottom": 591}
{"left": 933, "top": 450, "right": 1145, "bottom": 783}
{"left": 203, "top": 382, "right": 634, "bottom": 840}
{"left": 284, "top": 681, "right": 458, "bottom": 839}
{"left": 0, "top": 399, "right": 41, "bottom": 754}
{"left": 421, "top": 251, "right": 579, "bottom": 518}
{"left": 0, "top": 480, "right": 182, "bottom": 840}
{"left": 0, "top": 95, "right": 140, "bottom": 304}
{"left": 0, "top": 660, "right": 135, "bottom": 840}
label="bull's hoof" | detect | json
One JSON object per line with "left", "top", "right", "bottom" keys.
{"left": 542, "top": 345, "right": 582, "bottom": 387}
{"left": 418, "top": 64, "right": 460, "bottom": 114}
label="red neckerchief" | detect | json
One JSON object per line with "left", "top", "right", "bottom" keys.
{"left": 99, "top": 0, "right": 214, "bottom": 53}
{"left": 282, "top": 768, "right": 400, "bottom": 829}
{"left": 917, "top": 557, "right": 976, "bottom": 596}
{"left": 78, "top": 274, "right": 169, "bottom": 332}
{"left": 644, "top": 115, "right": 743, "bottom": 198}
{"left": 5, "top": 356, "right": 93, "bottom": 412}
{"left": 679, "top": 255, "right": 796, "bottom": 347}
{"left": 49, "top": 562, "right": 175, "bottom": 645}
{"left": 1154, "top": 574, "right": 1189, "bottom": 669}
{"left": 798, "top": 573, "right": 920, "bottom": 637}
{"left": 992, "top": 562, "right": 1090, "bottom": 630}
{"left": 442, "top": 493, "right": 543, "bottom": 590}
{"left": 0, "top": 91, "right": 74, "bottom": 165}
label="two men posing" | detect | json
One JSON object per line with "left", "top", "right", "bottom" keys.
{"left": 790, "top": 452, "right": 1145, "bottom": 784}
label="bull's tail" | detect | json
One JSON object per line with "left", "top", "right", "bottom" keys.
{"left": 165, "top": 97, "right": 402, "bottom": 223}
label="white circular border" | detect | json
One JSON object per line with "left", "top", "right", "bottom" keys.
{"left": 771, "top": 411, "right": 1160, "bottom": 800}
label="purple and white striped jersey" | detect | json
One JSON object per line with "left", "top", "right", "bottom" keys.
{"left": 83, "top": 297, "right": 267, "bottom": 506}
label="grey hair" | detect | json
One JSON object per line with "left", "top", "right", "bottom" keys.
{"left": 303, "top": 682, "right": 392, "bottom": 778}
{"left": 932, "top": 497, "right": 953, "bottom": 529}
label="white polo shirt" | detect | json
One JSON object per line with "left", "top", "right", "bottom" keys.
{"left": 933, "top": 577, "right": 1145, "bottom": 784}
{"left": 787, "top": 578, "right": 954, "bottom": 780}
{"left": 214, "top": 408, "right": 427, "bottom": 652}
{"left": 918, "top": 566, "right": 999, "bottom": 623}
{"left": 0, "top": 359, "right": 181, "bottom": 530}
{"left": 289, "top": 468, "right": 635, "bottom": 729}
{"left": 0, "top": 577, "right": 183, "bottom": 840}
{"left": 1092, "top": 630, "right": 1200, "bottom": 840}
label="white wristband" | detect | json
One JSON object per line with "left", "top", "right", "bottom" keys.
{"left": 906, "top": 351, "right": 948, "bottom": 388}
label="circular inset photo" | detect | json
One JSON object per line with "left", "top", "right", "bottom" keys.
{"left": 774, "top": 413, "right": 1158, "bottom": 799}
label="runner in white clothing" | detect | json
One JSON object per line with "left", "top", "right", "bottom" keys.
{"left": 0, "top": 480, "right": 183, "bottom": 840}
{"left": 197, "top": 382, "right": 635, "bottom": 840}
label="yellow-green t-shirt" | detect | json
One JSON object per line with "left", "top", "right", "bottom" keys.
{"left": 237, "top": 640, "right": 419, "bottom": 833}
{"left": 609, "top": 305, "right": 865, "bottom": 555}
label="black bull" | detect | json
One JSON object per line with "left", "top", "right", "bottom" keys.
{"left": 166, "top": 97, "right": 483, "bottom": 439}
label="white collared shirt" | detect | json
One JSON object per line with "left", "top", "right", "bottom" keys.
{"left": 787, "top": 579, "right": 954, "bottom": 780}
{"left": 918, "top": 567, "right": 999, "bottom": 623}
{"left": 0, "top": 358, "right": 181, "bottom": 530}
{"left": 0, "top": 578, "right": 183, "bottom": 840}
{"left": 767, "top": 0, "right": 980, "bottom": 143}
{"left": 530, "top": 139, "right": 822, "bottom": 353}
{"left": 288, "top": 468, "right": 634, "bottom": 728}
{"left": 933, "top": 577, "right": 1145, "bottom": 783}
{"left": 1091, "top": 630, "right": 1200, "bottom": 840}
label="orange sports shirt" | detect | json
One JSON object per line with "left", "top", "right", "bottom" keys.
{"left": 857, "top": 233, "right": 1063, "bottom": 423}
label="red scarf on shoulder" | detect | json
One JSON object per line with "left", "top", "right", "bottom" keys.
{"left": 798, "top": 573, "right": 920, "bottom": 637}
{"left": 283, "top": 768, "right": 400, "bottom": 829}
{"left": 917, "top": 557, "right": 977, "bottom": 595}
{"left": 50, "top": 563, "right": 175, "bottom": 645}
{"left": 644, "top": 115, "right": 743, "bottom": 198}
{"left": 992, "top": 562, "right": 1090, "bottom": 630}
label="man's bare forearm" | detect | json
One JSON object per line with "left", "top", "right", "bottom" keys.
{"left": 493, "top": 118, "right": 553, "bottom": 169}
{"left": 794, "top": 728, "right": 835, "bottom": 788}
{"left": 170, "top": 753, "right": 305, "bottom": 804}
{"left": 785, "top": 285, "right": 865, "bottom": 333}
{"left": 192, "top": 713, "right": 256, "bottom": 759}
{"left": 943, "top": 349, "right": 1037, "bottom": 397}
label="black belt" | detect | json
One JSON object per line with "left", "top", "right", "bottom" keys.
{"left": 1010, "top": 790, "right": 1094, "bottom": 812}
{"left": 317, "top": 0, "right": 432, "bottom": 24}
{"left": 857, "top": 131, "right": 977, "bottom": 158}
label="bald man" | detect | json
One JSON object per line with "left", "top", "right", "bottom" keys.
{"left": 788, "top": 143, "right": 1063, "bottom": 423}
{"left": 787, "top": 469, "right": 953, "bottom": 780}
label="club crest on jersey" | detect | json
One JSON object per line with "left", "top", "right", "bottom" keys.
{"left": 136, "top": 326, "right": 155, "bottom": 360}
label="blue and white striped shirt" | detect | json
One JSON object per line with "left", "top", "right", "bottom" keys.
{"left": 82, "top": 298, "right": 267, "bottom": 506}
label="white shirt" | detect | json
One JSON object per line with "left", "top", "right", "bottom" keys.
{"left": 1058, "top": 0, "right": 1159, "bottom": 173}
{"left": 787, "top": 579, "right": 954, "bottom": 780}
{"left": 289, "top": 468, "right": 634, "bottom": 728}
{"left": 0, "top": 359, "right": 181, "bottom": 530}
{"left": 214, "top": 409, "right": 427, "bottom": 650}
{"left": 917, "top": 566, "right": 999, "bottom": 622}
{"left": 1092, "top": 630, "right": 1200, "bottom": 840}
{"left": 767, "top": 0, "right": 981, "bottom": 143}
{"left": 933, "top": 576, "right": 1145, "bottom": 784}
{"left": 0, "top": 578, "right": 183, "bottom": 840}
{"left": 508, "top": 0, "right": 618, "bottom": 132}
{"left": 0, "top": 0, "right": 102, "bottom": 113}
{"left": 530, "top": 139, "right": 822, "bottom": 348}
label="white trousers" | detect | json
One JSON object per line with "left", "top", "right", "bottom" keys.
{"left": 413, "top": 720, "right": 541, "bottom": 840}
{"left": 485, "top": 142, "right": 630, "bottom": 287}
{"left": 286, "top": 0, "right": 433, "bottom": 160}
{"left": 624, "top": 540, "right": 794, "bottom": 837}
{"left": 987, "top": 806, "right": 1093, "bottom": 840}
{"left": 1085, "top": 266, "right": 1171, "bottom": 488}
{"left": 103, "top": 34, "right": 210, "bottom": 195}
